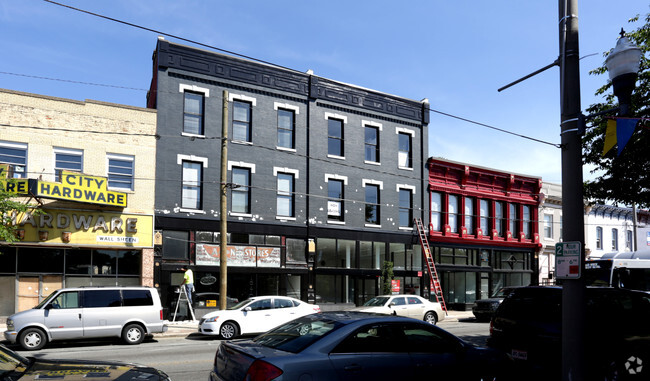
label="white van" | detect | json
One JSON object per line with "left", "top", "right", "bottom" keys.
{"left": 4, "top": 286, "right": 168, "bottom": 350}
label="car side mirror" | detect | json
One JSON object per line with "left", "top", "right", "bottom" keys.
{"left": 389, "top": 302, "right": 396, "bottom": 308}
{"left": 244, "top": 306, "right": 252, "bottom": 311}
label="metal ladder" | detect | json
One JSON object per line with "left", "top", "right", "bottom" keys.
{"left": 172, "top": 285, "right": 196, "bottom": 322}
{"left": 414, "top": 218, "right": 447, "bottom": 314}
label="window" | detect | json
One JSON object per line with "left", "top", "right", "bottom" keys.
{"left": 328, "top": 179, "right": 344, "bottom": 221}
{"left": 398, "top": 132, "right": 412, "bottom": 168}
{"left": 509, "top": 204, "right": 519, "bottom": 237}
{"left": 0, "top": 141, "right": 27, "bottom": 178}
{"left": 328, "top": 118, "right": 344, "bottom": 157}
{"left": 51, "top": 291, "right": 80, "bottom": 309}
{"left": 277, "top": 173, "right": 294, "bottom": 217}
{"left": 365, "top": 126, "right": 379, "bottom": 163}
{"left": 464, "top": 197, "right": 474, "bottom": 234}
{"left": 612, "top": 228, "right": 618, "bottom": 251}
{"left": 232, "top": 167, "right": 251, "bottom": 214}
{"left": 495, "top": 202, "right": 504, "bottom": 237}
{"left": 107, "top": 154, "right": 134, "bottom": 190}
{"left": 365, "top": 184, "right": 380, "bottom": 225}
{"left": 399, "top": 188, "right": 413, "bottom": 228}
{"left": 83, "top": 290, "right": 121, "bottom": 308}
{"left": 522, "top": 205, "right": 532, "bottom": 239}
{"left": 233, "top": 100, "right": 252, "bottom": 142}
{"left": 627, "top": 230, "right": 633, "bottom": 250}
{"left": 122, "top": 290, "right": 154, "bottom": 306}
{"left": 431, "top": 192, "right": 442, "bottom": 231}
{"left": 277, "top": 109, "right": 295, "bottom": 149}
{"left": 448, "top": 195, "right": 459, "bottom": 233}
{"left": 596, "top": 226, "right": 603, "bottom": 250}
{"left": 182, "top": 161, "right": 202, "bottom": 209}
{"left": 54, "top": 148, "right": 83, "bottom": 182}
{"left": 183, "top": 91, "right": 204, "bottom": 135}
{"left": 544, "top": 214, "right": 553, "bottom": 239}
{"left": 480, "top": 199, "right": 489, "bottom": 235}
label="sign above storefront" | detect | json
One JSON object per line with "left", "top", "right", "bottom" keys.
{"left": 33, "top": 171, "right": 127, "bottom": 207}
{"left": 5, "top": 208, "right": 153, "bottom": 248}
{"left": 0, "top": 169, "right": 128, "bottom": 208}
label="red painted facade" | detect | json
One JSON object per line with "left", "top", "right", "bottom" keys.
{"left": 427, "top": 158, "right": 543, "bottom": 249}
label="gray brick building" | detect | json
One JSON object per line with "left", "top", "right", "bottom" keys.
{"left": 147, "top": 38, "right": 429, "bottom": 313}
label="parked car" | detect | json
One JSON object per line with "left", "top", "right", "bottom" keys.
{"left": 210, "top": 311, "right": 513, "bottom": 381}
{"left": 4, "top": 287, "right": 167, "bottom": 351}
{"left": 0, "top": 344, "right": 170, "bottom": 380}
{"left": 471, "top": 286, "right": 518, "bottom": 321}
{"left": 487, "top": 286, "right": 650, "bottom": 380}
{"left": 194, "top": 292, "right": 239, "bottom": 309}
{"left": 198, "top": 296, "right": 321, "bottom": 339}
{"left": 350, "top": 294, "right": 445, "bottom": 324}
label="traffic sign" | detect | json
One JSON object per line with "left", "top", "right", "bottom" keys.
{"left": 555, "top": 242, "right": 582, "bottom": 279}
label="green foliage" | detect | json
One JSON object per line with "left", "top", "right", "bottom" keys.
{"left": 583, "top": 14, "right": 650, "bottom": 207}
{"left": 381, "top": 260, "right": 394, "bottom": 295}
{"left": 0, "top": 184, "right": 38, "bottom": 242}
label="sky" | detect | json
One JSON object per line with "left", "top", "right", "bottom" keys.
{"left": 1, "top": 0, "right": 648, "bottom": 185}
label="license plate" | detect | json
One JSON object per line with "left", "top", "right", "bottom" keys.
{"left": 512, "top": 349, "right": 528, "bottom": 360}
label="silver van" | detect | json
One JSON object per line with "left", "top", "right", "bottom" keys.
{"left": 4, "top": 286, "right": 168, "bottom": 350}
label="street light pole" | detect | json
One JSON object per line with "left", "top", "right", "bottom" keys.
{"left": 558, "top": 0, "right": 585, "bottom": 380}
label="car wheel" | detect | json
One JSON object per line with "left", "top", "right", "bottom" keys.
{"left": 424, "top": 311, "right": 438, "bottom": 325}
{"left": 603, "top": 353, "right": 647, "bottom": 381}
{"left": 220, "top": 321, "right": 239, "bottom": 339}
{"left": 19, "top": 328, "right": 47, "bottom": 350}
{"left": 122, "top": 324, "right": 145, "bottom": 345}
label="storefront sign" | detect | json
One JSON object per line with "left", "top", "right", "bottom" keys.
{"left": 0, "top": 164, "right": 29, "bottom": 194}
{"left": 32, "top": 171, "right": 127, "bottom": 207}
{"left": 196, "top": 244, "right": 281, "bottom": 267}
{"left": 5, "top": 208, "right": 153, "bottom": 248}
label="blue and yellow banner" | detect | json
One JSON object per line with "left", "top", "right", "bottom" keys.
{"left": 602, "top": 118, "right": 640, "bottom": 156}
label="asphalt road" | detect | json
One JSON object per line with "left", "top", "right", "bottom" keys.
{"left": 9, "top": 319, "right": 490, "bottom": 381}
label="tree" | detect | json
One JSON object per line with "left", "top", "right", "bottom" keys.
{"left": 582, "top": 14, "right": 650, "bottom": 207}
{"left": 0, "top": 184, "right": 37, "bottom": 243}
{"left": 381, "top": 260, "right": 394, "bottom": 295}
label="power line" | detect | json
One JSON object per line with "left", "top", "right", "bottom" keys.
{"left": 37, "top": 1, "right": 560, "bottom": 148}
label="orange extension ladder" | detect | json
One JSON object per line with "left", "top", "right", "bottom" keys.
{"left": 414, "top": 218, "right": 447, "bottom": 315}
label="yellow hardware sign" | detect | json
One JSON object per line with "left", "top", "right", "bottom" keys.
{"left": 35, "top": 171, "right": 127, "bottom": 207}
{"left": 0, "top": 164, "right": 29, "bottom": 194}
{"left": 7, "top": 208, "right": 154, "bottom": 248}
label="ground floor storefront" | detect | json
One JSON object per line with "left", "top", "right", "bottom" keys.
{"left": 0, "top": 208, "right": 155, "bottom": 318}
{"left": 154, "top": 217, "right": 538, "bottom": 318}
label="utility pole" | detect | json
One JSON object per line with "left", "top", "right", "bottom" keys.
{"left": 558, "top": 0, "right": 585, "bottom": 380}
{"left": 220, "top": 90, "right": 229, "bottom": 310}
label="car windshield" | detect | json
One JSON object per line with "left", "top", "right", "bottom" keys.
{"left": 492, "top": 288, "right": 513, "bottom": 298}
{"left": 0, "top": 345, "right": 29, "bottom": 376}
{"left": 253, "top": 315, "right": 340, "bottom": 353}
{"left": 363, "top": 296, "right": 389, "bottom": 306}
{"left": 34, "top": 290, "right": 59, "bottom": 309}
{"left": 228, "top": 298, "right": 255, "bottom": 310}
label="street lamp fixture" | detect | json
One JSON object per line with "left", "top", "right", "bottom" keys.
{"left": 605, "top": 29, "right": 642, "bottom": 116}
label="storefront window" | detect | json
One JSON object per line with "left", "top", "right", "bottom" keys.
{"left": 286, "top": 238, "right": 306, "bottom": 264}
{"left": 360, "top": 241, "right": 382, "bottom": 269}
{"left": 407, "top": 245, "right": 422, "bottom": 271}
{"left": 390, "top": 243, "right": 405, "bottom": 270}
{"left": 316, "top": 238, "right": 336, "bottom": 267}
{"left": 316, "top": 274, "right": 353, "bottom": 303}
{"left": 17, "top": 247, "right": 64, "bottom": 273}
{"left": 0, "top": 246, "right": 16, "bottom": 274}
{"left": 162, "top": 231, "right": 189, "bottom": 259}
{"left": 66, "top": 249, "right": 93, "bottom": 274}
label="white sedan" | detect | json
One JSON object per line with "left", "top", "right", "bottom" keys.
{"left": 351, "top": 294, "right": 445, "bottom": 324}
{"left": 198, "top": 296, "right": 321, "bottom": 339}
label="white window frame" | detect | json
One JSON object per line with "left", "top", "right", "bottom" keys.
{"left": 228, "top": 161, "right": 255, "bottom": 217}
{"left": 177, "top": 154, "right": 208, "bottom": 213}
{"left": 363, "top": 179, "right": 383, "bottom": 228}
{"left": 179, "top": 84, "right": 209, "bottom": 138}
{"left": 106, "top": 153, "right": 134, "bottom": 191}
{"left": 396, "top": 128, "right": 414, "bottom": 170}
{"left": 54, "top": 147, "right": 83, "bottom": 182}
{"left": 397, "top": 185, "right": 416, "bottom": 230}
{"left": 325, "top": 174, "right": 348, "bottom": 224}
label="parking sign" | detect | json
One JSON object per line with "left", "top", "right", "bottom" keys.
{"left": 555, "top": 242, "right": 582, "bottom": 279}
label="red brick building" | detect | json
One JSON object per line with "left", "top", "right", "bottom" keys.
{"left": 426, "top": 158, "right": 542, "bottom": 310}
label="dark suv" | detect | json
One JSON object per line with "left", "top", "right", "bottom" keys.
{"left": 487, "top": 286, "right": 650, "bottom": 380}
{"left": 471, "top": 286, "right": 518, "bottom": 321}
